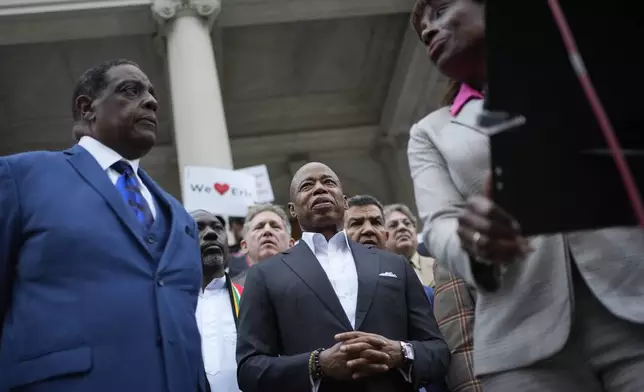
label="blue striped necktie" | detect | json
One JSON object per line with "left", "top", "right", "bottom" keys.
{"left": 112, "top": 161, "right": 154, "bottom": 230}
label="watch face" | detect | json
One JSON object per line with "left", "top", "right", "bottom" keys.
{"left": 402, "top": 342, "right": 415, "bottom": 360}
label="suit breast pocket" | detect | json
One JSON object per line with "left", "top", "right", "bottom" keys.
{"left": 377, "top": 277, "right": 405, "bottom": 303}
{"left": 378, "top": 277, "right": 404, "bottom": 293}
{"left": 377, "top": 278, "right": 406, "bottom": 314}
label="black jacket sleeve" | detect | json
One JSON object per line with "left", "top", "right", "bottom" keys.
{"left": 236, "top": 265, "right": 311, "bottom": 392}
{"left": 401, "top": 255, "right": 451, "bottom": 389}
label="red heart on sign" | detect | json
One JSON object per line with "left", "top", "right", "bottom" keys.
{"left": 214, "top": 183, "right": 230, "bottom": 195}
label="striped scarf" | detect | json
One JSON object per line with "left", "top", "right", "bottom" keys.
{"left": 230, "top": 282, "right": 243, "bottom": 318}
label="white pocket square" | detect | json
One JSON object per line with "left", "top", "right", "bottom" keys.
{"left": 379, "top": 272, "right": 398, "bottom": 278}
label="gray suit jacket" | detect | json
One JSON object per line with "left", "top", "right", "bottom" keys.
{"left": 407, "top": 98, "right": 644, "bottom": 376}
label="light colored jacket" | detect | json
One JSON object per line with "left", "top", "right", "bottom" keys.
{"left": 407, "top": 98, "right": 644, "bottom": 376}
{"left": 410, "top": 252, "right": 436, "bottom": 288}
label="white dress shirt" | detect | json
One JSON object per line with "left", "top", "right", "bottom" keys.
{"left": 301, "top": 231, "right": 358, "bottom": 328}
{"left": 301, "top": 231, "right": 358, "bottom": 392}
{"left": 197, "top": 276, "right": 240, "bottom": 392}
{"left": 78, "top": 136, "right": 157, "bottom": 219}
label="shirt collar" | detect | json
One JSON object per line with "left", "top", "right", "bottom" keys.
{"left": 200, "top": 275, "right": 227, "bottom": 296}
{"left": 78, "top": 136, "right": 141, "bottom": 173}
{"left": 301, "top": 230, "right": 350, "bottom": 254}
{"left": 409, "top": 252, "right": 421, "bottom": 270}
{"left": 450, "top": 84, "right": 484, "bottom": 117}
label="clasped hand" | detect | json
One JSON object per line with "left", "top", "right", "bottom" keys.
{"left": 319, "top": 331, "right": 402, "bottom": 380}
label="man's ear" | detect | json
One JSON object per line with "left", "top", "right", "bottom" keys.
{"left": 288, "top": 238, "right": 295, "bottom": 247}
{"left": 287, "top": 202, "right": 297, "bottom": 219}
{"left": 76, "top": 95, "right": 95, "bottom": 121}
{"left": 342, "top": 195, "right": 348, "bottom": 210}
{"left": 385, "top": 230, "right": 390, "bottom": 241}
{"left": 240, "top": 239, "right": 248, "bottom": 254}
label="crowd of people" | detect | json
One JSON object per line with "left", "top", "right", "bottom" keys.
{"left": 2, "top": 0, "right": 644, "bottom": 391}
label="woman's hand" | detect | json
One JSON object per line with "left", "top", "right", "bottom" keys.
{"left": 457, "top": 172, "right": 532, "bottom": 263}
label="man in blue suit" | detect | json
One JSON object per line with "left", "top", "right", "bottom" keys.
{"left": 0, "top": 59, "right": 206, "bottom": 392}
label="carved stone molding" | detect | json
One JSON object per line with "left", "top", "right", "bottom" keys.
{"left": 151, "top": 0, "right": 221, "bottom": 29}
{"left": 0, "top": 0, "right": 148, "bottom": 17}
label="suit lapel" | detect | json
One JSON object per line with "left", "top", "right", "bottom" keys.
{"left": 350, "top": 242, "right": 380, "bottom": 331}
{"left": 450, "top": 99, "right": 493, "bottom": 135}
{"left": 282, "top": 242, "right": 353, "bottom": 330}
{"left": 65, "top": 145, "right": 148, "bottom": 252}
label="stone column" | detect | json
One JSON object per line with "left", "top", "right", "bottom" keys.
{"left": 152, "top": 0, "right": 233, "bottom": 197}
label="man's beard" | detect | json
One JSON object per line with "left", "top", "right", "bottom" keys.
{"left": 203, "top": 252, "right": 225, "bottom": 268}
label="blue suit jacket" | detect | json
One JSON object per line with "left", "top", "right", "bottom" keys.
{"left": 0, "top": 145, "right": 206, "bottom": 392}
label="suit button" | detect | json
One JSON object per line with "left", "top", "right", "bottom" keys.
{"left": 156, "top": 337, "right": 162, "bottom": 347}
{"left": 185, "top": 226, "right": 193, "bottom": 236}
{"left": 146, "top": 234, "right": 156, "bottom": 244}
{"left": 157, "top": 279, "right": 165, "bottom": 287}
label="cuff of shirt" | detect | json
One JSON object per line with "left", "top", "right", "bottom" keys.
{"left": 310, "top": 374, "right": 321, "bottom": 392}
{"left": 398, "top": 364, "right": 413, "bottom": 383}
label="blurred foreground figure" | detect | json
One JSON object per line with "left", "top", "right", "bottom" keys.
{"left": 408, "top": 1, "right": 644, "bottom": 391}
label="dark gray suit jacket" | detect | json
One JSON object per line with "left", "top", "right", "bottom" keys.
{"left": 235, "top": 240, "right": 450, "bottom": 392}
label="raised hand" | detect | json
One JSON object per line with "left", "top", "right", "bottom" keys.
{"left": 458, "top": 194, "right": 533, "bottom": 263}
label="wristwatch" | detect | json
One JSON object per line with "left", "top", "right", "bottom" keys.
{"left": 400, "top": 341, "right": 415, "bottom": 366}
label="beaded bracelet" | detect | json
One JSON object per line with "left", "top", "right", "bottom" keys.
{"left": 309, "top": 348, "right": 324, "bottom": 381}
{"left": 308, "top": 351, "right": 316, "bottom": 375}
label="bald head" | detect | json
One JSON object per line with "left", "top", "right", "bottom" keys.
{"left": 290, "top": 162, "right": 341, "bottom": 200}
{"left": 288, "top": 162, "right": 347, "bottom": 234}
{"left": 191, "top": 210, "right": 226, "bottom": 229}
{"left": 190, "top": 209, "right": 213, "bottom": 220}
